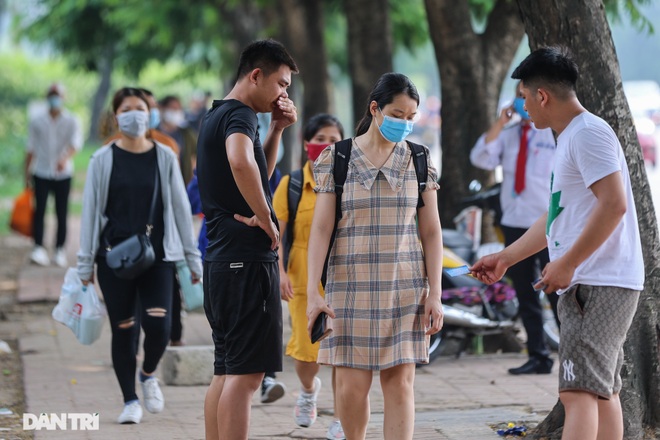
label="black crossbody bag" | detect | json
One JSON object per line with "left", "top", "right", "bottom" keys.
{"left": 105, "top": 166, "right": 159, "bottom": 279}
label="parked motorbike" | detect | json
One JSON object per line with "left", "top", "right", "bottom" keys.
{"left": 426, "top": 247, "right": 517, "bottom": 363}
{"left": 427, "top": 182, "right": 559, "bottom": 364}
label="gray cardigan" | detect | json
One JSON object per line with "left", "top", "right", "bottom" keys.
{"left": 77, "top": 142, "right": 203, "bottom": 281}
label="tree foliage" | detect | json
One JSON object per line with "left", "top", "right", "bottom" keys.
{"left": 21, "top": 0, "right": 166, "bottom": 75}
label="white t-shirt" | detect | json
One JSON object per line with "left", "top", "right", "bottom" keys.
{"left": 471, "top": 122, "right": 556, "bottom": 228}
{"left": 27, "top": 109, "right": 82, "bottom": 180}
{"left": 548, "top": 112, "right": 644, "bottom": 292}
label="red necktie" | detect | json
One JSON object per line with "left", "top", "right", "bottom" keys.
{"left": 514, "top": 125, "right": 531, "bottom": 195}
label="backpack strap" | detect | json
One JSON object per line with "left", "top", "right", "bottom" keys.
{"left": 283, "top": 168, "right": 304, "bottom": 268}
{"left": 406, "top": 140, "right": 428, "bottom": 209}
{"left": 321, "top": 138, "right": 353, "bottom": 288}
{"left": 333, "top": 139, "right": 352, "bottom": 220}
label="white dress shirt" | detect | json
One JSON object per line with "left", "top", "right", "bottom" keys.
{"left": 27, "top": 109, "right": 82, "bottom": 180}
{"left": 470, "top": 122, "right": 556, "bottom": 229}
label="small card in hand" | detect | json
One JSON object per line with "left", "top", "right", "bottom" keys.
{"left": 446, "top": 265, "right": 471, "bottom": 277}
{"left": 311, "top": 312, "right": 332, "bottom": 343}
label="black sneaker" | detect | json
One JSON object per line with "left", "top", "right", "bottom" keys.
{"left": 508, "top": 357, "right": 553, "bottom": 375}
{"left": 260, "top": 376, "right": 286, "bottom": 403}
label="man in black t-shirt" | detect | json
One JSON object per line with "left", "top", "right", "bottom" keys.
{"left": 197, "top": 39, "right": 298, "bottom": 440}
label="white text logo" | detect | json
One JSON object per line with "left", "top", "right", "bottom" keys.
{"left": 23, "top": 413, "right": 99, "bottom": 430}
{"left": 562, "top": 359, "right": 576, "bottom": 382}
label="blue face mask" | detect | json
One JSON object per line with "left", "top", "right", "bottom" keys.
{"left": 47, "top": 96, "right": 62, "bottom": 110}
{"left": 149, "top": 108, "right": 160, "bottom": 129}
{"left": 377, "top": 108, "right": 414, "bottom": 143}
{"left": 513, "top": 97, "right": 530, "bottom": 120}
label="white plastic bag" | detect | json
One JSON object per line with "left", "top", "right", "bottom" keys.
{"left": 52, "top": 268, "right": 107, "bottom": 345}
{"left": 176, "top": 261, "right": 204, "bottom": 311}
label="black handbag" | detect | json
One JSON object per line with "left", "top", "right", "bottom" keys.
{"left": 105, "top": 166, "right": 159, "bottom": 279}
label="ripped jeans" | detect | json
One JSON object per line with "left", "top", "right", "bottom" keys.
{"left": 97, "top": 257, "right": 174, "bottom": 403}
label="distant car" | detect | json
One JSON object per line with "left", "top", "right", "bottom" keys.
{"left": 639, "top": 132, "right": 657, "bottom": 168}
{"left": 635, "top": 117, "right": 657, "bottom": 168}
{"left": 624, "top": 80, "right": 660, "bottom": 125}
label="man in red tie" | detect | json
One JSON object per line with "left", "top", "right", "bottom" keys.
{"left": 470, "top": 81, "right": 558, "bottom": 375}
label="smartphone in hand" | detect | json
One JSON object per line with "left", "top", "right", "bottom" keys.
{"left": 311, "top": 312, "right": 332, "bottom": 343}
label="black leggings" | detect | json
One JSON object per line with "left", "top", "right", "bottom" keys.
{"left": 32, "top": 175, "right": 71, "bottom": 248}
{"left": 171, "top": 274, "right": 183, "bottom": 342}
{"left": 97, "top": 257, "right": 174, "bottom": 403}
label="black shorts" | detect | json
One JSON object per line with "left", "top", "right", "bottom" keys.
{"left": 203, "top": 260, "right": 282, "bottom": 375}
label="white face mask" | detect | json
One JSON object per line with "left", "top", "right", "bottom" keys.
{"left": 117, "top": 110, "right": 149, "bottom": 138}
{"left": 163, "top": 109, "right": 186, "bottom": 127}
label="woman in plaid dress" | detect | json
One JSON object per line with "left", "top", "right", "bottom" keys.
{"left": 306, "top": 73, "right": 444, "bottom": 440}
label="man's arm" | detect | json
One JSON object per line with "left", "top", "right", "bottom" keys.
{"left": 24, "top": 152, "right": 33, "bottom": 187}
{"left": 263, "top": 97, "right": 297, "bottom": 178}
{"left": 470, "top": 107, "right": 512, "bottom": 170}
{"left": 485, "top": 106, "right": 513, "bottom": 143}
{"left": 226, "top": 132, "right": 278, "bottom": 249}
{"left": 57, "top": 117, "right": 83, "bottom": 172}
{"left": 539, "top": 171, "right": 626, "bottom": 293}
{"left": 26, "top": 117, "right": 36, "bottom": 187}
{"left": 471, "top": 213, "right": 548, "bottom": 284}
{"left": 262, "top": 124, "right": 284, "bottom": 178}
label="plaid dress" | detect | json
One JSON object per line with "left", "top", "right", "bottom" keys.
{"left": 313, "top": 139, "right": 440, "bottom": 370}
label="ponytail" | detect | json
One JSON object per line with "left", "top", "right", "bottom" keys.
{"left": 355, "top": 111, "right": 373, "bottom": 136}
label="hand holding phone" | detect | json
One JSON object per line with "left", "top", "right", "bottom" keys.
{"left": 311, "top": 312, "right": 333, "bottom": 343}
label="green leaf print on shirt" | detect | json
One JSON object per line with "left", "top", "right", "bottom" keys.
{"left": 546, "top": 173, "right": 564, "bottom": 239}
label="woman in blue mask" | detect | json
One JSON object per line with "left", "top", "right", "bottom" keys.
{"left": 306, "top": 73, "right": 444, "bottom": 439}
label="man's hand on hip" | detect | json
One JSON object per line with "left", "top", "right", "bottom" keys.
{"left": 234, "top": 213, "right": 280, "bottom": 250}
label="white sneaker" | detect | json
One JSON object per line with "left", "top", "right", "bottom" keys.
{"left": 140, "top": 377, "right": 164, "bottom": 413}
{"left": 117, "top": 401, "right": 142, "bottom": 424}
{"left": 326, "top": 419, "right": 346, "bottom": 439}
{"left": 260, "top": 376, "right": 286, "bottom": 403}
{"left": 53, "top": 248, "right": 67, "bottom": 268}
{"left": 30, "top": 246, "right": 50, "bottom": 266}
{"left": 294, "top": 376, "right": 321, "bottom": 428}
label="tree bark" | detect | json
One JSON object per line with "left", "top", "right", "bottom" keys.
{"left": 0, "top": 0, "right": 7, "bottom": 37}
{"left": 275, "top": 0, "right": 331, "bottom": 172}
{"left": 516, "top": 1, "right": 660, "bottom": 438}
{"left": 88, "top": 44, "right": 114, "bottom": 143}
{"left": 424, "top": 0, "right": 525, "bottom": 225}
{"left": 215, "top": 0, "right": 265, "bottom": 59}
{"left": 344, "top": 0, "right": 393, "bottom": 129}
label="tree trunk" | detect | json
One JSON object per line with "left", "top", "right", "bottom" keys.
{"left": 215, "top": 0, "right": 266, "bottom": 62}
{"left": 0, "top": 0, "right": 7, "bottom": 37}
{"left": 87, "top": 44, "right": 114, "bottom": 143}
{"left": 424, "top": 0, "right": 525, "bottom": 225}
{"left": 275, "top": 0, "right": 331, "bottom": 173}
{"left": 344, "top": 0, "right": 393, "bottom": 129}
{"left": 516, "top": 1, "right": 660, "bottom": 438}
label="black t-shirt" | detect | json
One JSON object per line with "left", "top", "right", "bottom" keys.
{"left": 196, "top": 99, "right": 277, "bottom": 262}
{"left": 100, "top": 144, "right": 165, "bottom": 260}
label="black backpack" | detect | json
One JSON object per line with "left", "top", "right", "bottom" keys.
{"left": 283, "top": 139, "right": 429, "bottom": 284}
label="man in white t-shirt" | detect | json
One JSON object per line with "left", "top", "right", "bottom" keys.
{"left": 26, "top": 83, "right": 82, "bottom": 268}
{"left": 471, "top": 46, "right": 643, "bottom": 440}
{"left": 470, "top": 82, "right": 558, "bottom": 376}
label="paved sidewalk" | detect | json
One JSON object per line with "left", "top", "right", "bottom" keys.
{"left": 11, "top": 216, "right": 559, "bottom": 439}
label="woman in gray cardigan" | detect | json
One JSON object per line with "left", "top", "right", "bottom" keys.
{"left": 77, "top": 87, "right": 202, "bottom": 425}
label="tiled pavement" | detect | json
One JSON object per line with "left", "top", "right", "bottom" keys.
{"left": 6, "top": 216, "right": 559, "bottom": 439}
